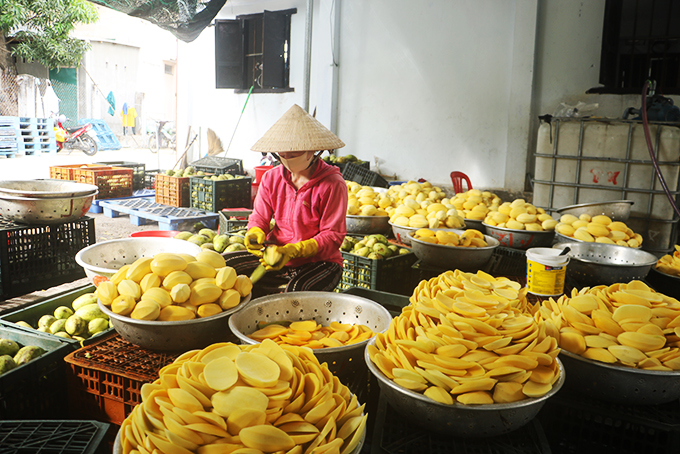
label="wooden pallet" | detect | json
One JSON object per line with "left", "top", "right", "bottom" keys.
{"left": 88, "top": 189, "right": 155, "bottom": 213}
{"left": 98, "top": 197, "right": 219, "bottom": 231}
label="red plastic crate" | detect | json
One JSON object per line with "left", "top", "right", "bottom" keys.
{"left": 70, "top": 166, "right": 134, "bottom": 200}
{"left": 154, "top": 173, "right": 191, "bottom": 207}
{"left": 63, "top": 333, "right": 181, "bottom": 425}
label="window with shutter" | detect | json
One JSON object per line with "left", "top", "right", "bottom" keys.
{"left": 214, "top": 8, "right": 296, "bottom": 92}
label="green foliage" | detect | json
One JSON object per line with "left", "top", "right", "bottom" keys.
{"left": 0, "top": 0, "right": 98, "bottom": 69}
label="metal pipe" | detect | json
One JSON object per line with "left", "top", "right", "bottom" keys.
{"left": 302, "top": 0, "right": 314, "bottom": 112}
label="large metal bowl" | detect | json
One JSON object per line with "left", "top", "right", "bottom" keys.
{"left": 229, "top": 291, "right": 392, "bottom": 375}
{"left": 482, "top": 223, "right": 555, "bottom": 250}
{"left": 346, "top": 215, "right": 390, "bottom": 235}
{"left": 462, "top": 218, "right": 484, "bottom": 231}
{"left": 365, "top": 337, "right": 565, "bottom": 437}
{"left": 390, "top": 222, "right": 472, "bottom": 246}
{"left": 554, "top": 231, "right": 642, "bottom": 249}
{"left": 645, "top": 266, "right": 680, "bottom": 299}
{"left": 99, "top": 293, "right": 251, "bottom": 351}
{"left": 558, "top": 350, "right": 680, "bottom": 405}
{"left": 0, "top": 192, "right": 97, "bottom": 224}
{"left": 408, "top": 230, "right": 499, "bottom": 270}
{"left": 555, "top": 200, "right": 634, "bottom": 221}
{"left": 553, "top": 242, "right": 657, "bottom": 286}
{"left": 75, "top": 238, "right": 202, "bottom": 283}
{"left": 0, "top": 179, "right": 99, "bottom": 198}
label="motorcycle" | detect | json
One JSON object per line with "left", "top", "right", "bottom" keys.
{"left": 146, "top": 120, "right": 176, "bottom": 153}
{"left": 55, "top": 116, "right": 98, "bottom": 156}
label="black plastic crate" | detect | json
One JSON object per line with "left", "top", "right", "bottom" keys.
{"left": 538, "top": 388, "right": 680, "bottom": 454}
{"left": 0, "top": 324, "right": 73, "bottom": 420}
{"left": 189, "top": 156, "right": 244, "bottom": 175}
{"left": 410, "top": 260, "right": 448, "bottom": 288}
{"left": 0, "top": 420, "right": 110, "bottom": 454}
{"left": 337, "top": 248, "right": 417, "bottom": 296}
{"left": 94, "top": 161, "right": 145, "bottom": 191}
{"left": 190, "top": 175, "right": 252, "bottom": 212}
{"left": 482, "top": 246, "right": 527, "bottom": 278}
{"left": 342, "top": 162, "right": 389, "bottom": 188}
{"left": 332, "top": 160, "right": 370, "bottom": 173}
{"left": 218, "top": 210, "right": 251, "bottom": 235}
{"left": 370, "top": 394, "right": 552, "bottom": 454}
{"left": 341, "top": 287, "right": 410, "bottom": 317}
{"left": 0, "top": 217, "right": 95, "bottom": 301}
{"left": 144, "top": 169, "right": 161, "bottom": 189}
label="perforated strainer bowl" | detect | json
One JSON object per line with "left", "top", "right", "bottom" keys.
{"left": 75, "top": 237, "right": 202, "bottom": 283}
{"left": 558, "top": 350, "right": 680, "bottom": 405}
{"left": 229, "top": 291, "right": 392, "bottom": 376}
{"left": 553, "top": 242, "right": 657, "bottom": 286}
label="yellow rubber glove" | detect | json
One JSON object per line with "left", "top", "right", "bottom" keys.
{"left": 244, "top": 227, "right": 266, "bottom": 257}
{"left": 260, "top": 238, "right": 319, "bottom": 271}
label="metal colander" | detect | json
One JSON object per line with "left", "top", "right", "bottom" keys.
{"left": 558, "top": 350, "right": 680, "bottom": 405}
{"left": 553, "top": 242, "right": 658, "bottom": 286}
{"left": 364, "top": 337, "right": 566, "bottom": 437}
{"left": 228, "top": 291, "right": 392, "bottom": 379}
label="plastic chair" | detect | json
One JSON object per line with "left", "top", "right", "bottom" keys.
{"left": 450, "top": 171, "right": 472, "bottom": 194}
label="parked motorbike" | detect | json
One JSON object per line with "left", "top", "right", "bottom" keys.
{"left": 55, "top": 116, "right": 98, "bottom": 156}
{"left": 146, "top": 120, "right": 176, "bottom": 153}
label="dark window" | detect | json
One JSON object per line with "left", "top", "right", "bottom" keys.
{"left": 590, "top": 0, "right": 680, "bottom": 95}
{"left": 164, "top": 64, "right": 174, "bottom": 75}
{"left": 215, "top": 8, "right": 295, "bottom": 92}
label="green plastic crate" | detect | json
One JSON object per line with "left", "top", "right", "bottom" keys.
{"left": 0, "top": 324, "right": 73, "bottom": 419}
{"left": 0, "top": 284, "right": 114, "bottom": 346}
{"left": 337, "top": 248, "right": 417, "bottom": 296}
{"left": 218, "top": 209, "right": 251, "bottom": 235}
{"left": 190, "top": 175, "right": 252, "bottom": 212}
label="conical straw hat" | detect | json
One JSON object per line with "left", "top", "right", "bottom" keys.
{"left": 251, "top": 104, "right": 345, "bottom": 152}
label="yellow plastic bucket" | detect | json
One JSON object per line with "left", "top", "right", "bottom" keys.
{"left": 526, "top": 248, "right": 569, "bottom": 296}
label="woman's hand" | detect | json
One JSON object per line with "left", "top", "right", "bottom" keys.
{"left": 260, "top": 239, "right": 319, "bottom": 271}
{"left": 244, "top": 227, "right": 266, "bottom": 257}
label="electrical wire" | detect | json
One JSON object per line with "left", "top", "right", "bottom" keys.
{"left": 641, "top": 80, "right": 680, "bottom": 219}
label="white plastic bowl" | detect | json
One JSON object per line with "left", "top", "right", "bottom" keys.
{"left": 75, "top": 237, "right": 201, "bottom": 283}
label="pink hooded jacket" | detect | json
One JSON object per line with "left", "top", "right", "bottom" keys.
{"left": 248, "top": 159, "right": 348, "bottom": 267}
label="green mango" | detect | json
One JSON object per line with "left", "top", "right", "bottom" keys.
{"left": 72, "top": 293, "right": 98, "bottom": 311}
{"left": 368, "top": 234, "right": 389, "bottom": 245}
{"left": 54, "top": 332, "right": 72, "bottom": 339}
{"left": 14, "top": 346, "right": 46, "bottom": 366}
{"left": 88, "top": 318, "right": 110, "bottom": 336}
{"left": 229, "top": 235, "right": 245, "bottom": 245}
{"left": 225, "top": 243, "right": 246, "bottom": 252}
{"left": 201, "top": 243, "right": 216, "bottom": 251}
{"left": 213, "top": 235, "right": 229, "bottom": 253}
{"left": 49, "top": 319, "right": 68, "bottom": 334}
{"left": 368, "top": 252, "right": 384, "bottom": 260}
{"left": 399, "top": 248, "right": 411, "bottom": 255}
{"left": 188, "top": 234, "right": 210, "bottom": 246}
{"left": 165, "top": 169, "right": 175, "bottom": 176}
{"left": 75, "top": 305, "right": 109, "bottom": 323}
{"left": 14, "top": 321, "right": 33, "bottom": 330}
{"left": 354, "top": 247, "right": 370, "bottom": 257}
{"left": 0, "top": 339, "right": 21, "bottom": 356}
{"left": 0, "top": 355, "right": 17, "bottom": 376}
{"left": 199, "top": 229, "right": 217, "bottom": 241}
{"left": 65, "top": 315, "right": 87, "bottom": 336}
{"left": 38, "top": 315, "right": 57, "bottom": 330}
{"left": 54, "top": 306, "right": 74, "bottom": 320}
{"left": 184, "top": 166, "right": 195, "bottom": 175}
{"left": 174, "top": 231, "right": 194, "bottom": 241}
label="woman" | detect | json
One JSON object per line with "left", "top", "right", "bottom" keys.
{"left": 223, "top": 104, "right": 348, "bottom": 297}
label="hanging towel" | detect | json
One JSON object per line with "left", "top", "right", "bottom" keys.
{"left": 43, "top": 81, "right": 61, "bottom": 118}
{"left": 107, "top": 91, "right": 116, "bottom": 116}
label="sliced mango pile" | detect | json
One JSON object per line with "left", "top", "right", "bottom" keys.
{"left": 120, "top": 340, "right": 367, "bottom": 454}
{"left": 483, "top": 199, "right": 556, "bottom": 232}
{"left": 412, "top": 228, "right": 488, "bottom": 248}
{"left": 655, "top": 245, "right": 680, "bottom": 277}
{"left": 368, "top": 270, "right": 561, "bottom": 405}
{"left": 555, "top": 214, "right": 643, "bottom": 248}
{"left": 249, "top": 320, "right": 375, "bottom": 349}
{"left": 96, "top": 250, "right": 252, "bottom": 322}
{"left": 535, "top": 280, "right": 680, "bottom": 370}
